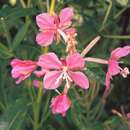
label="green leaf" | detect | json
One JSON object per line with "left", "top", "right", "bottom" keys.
{"left": 0, "top": 7, "right": 39, "bottom": 21}
{"left": 0, "top": 98, "right": 30, "bottom": 130}
{"left": 0, "top": 43, "right": 14, "bottom": 59}
{"left": 12, "top": 21, "right": 30, "bottom": 50}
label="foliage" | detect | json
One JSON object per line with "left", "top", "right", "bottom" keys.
{"left": 0, "top": 0, "right": 130, "bottom": 130}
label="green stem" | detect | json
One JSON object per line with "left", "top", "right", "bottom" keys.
{"left": 41, "top": 47, "right": 48, "bottom": 53}
{"left": 33, "top": 87, "right": 43, "bottom": 130}
{"left": 102, "top": 34, "right": 130, "bottom": 39}
{"left": 32, "top": 0, "right": 54, "bottom": 128}
{"left": 114, "top": 5, "right": 130, "bottom": 19}
{"left": 0, "top": 17, "right": 12, "bottom": 49}
{"left": 20, "top": 0, "right": 26, "bottom": 8}
{"left": 46, "top": 0, "right": 50, "bottom": 12}
{"left": 49, "top": 0, "right": 56, "bottom": 15}
{"left": 40, "top": 92, "right": 51, "bottom": 124}
{"left": 38, "top": 0, "right": 44, "bottom": 11}
{"left": 27, "top": 0, "right": 31, "bottom": 7}
{"left": 99, "top": 0, "right": 112, "bottom": 32}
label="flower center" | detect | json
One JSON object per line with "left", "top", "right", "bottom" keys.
{"left": 55, "top": 66, "right": 72, "bottom": 89}
{"left": 62, "top": 66, "right": 72, "bottom": 82}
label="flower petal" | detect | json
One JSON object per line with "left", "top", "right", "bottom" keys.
{"left": 50, "top": 94, "right": 71, "bottom": 116}
{"left": 66, "top": 53, "right": 84, "bottom": 70}
{"left": 36, "top": 13, "right": 55, "bottom": 29}
{"left": 103, "top": 72, "right": 112, "bottom": 97}
{"left": 68, "top": 71, "right": 89, "bottom": 89}
{"left": 38, "top": 53, "right": 62, "bottom": 70}
{"left": 59, "top": 7, "right": 73, "bottom": 28}
{"left": 108, "top": 60, "right": 120, "bottom": 76}
{"left": 36, "top": 32, "right": 54, "bottom": 46}
{"left": 44, "top": 71, "right": 62, "bottom": 89}
{"left": 10, "top": 59, "right": 36, "bottom": 84}
{"left": 111, "top": 46, "right": 130, "bottom": 59}
{"left": 105, "top": 72, "right": 111, "bottom": 91}
{"left": 11, "top": 59, "right": 36, "bottom": 78}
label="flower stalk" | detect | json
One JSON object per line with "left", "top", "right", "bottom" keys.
{"left": 33, "top": 86, "right": 43, "bottom": 130}
{"left": 49, "top": 0, "right": 56, "bottom": 15}
{"left": 32, "top": 0, "right": 55, "bottom": 124}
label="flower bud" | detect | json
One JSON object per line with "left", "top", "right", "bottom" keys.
{"left": 9, "top": 0, "right": 17, "bottom": 6}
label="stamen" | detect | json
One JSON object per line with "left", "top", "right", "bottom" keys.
{"left": 120, "top": 67, "right": 130, "bottom": 78}
{"left": 66, "top": 74, "right": 72, "bottom": 82}
{"left": 55, "top": 66, "right": 72, "bottom": 89}
{"left": 55, "top": 89, "right": 61, "bottom": 95}
{"left": 66, "top": 78, "right": 70, "bottom": 89}
{"left": 58, "top": 29, "right": 68, "bottom": 43}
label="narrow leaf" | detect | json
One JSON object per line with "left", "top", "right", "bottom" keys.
{"left": 12, "top": 21, "right": 30, "bottom": 50}
{"left": 0, "top": 43, "right": 13, "bottom": 59}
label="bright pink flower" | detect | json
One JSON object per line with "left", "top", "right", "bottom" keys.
{"left": 38, "top": 52, "right": 89, "bottom": 90}
{"left": 105, "top": 46, "right": 130, "bottom": 90}
{"left": 36, "top": 7, "right": 74, "bottom": 46}
{"left": 11, "top": 59, "right": 37, "bottom": 84}
{"left": 50, "top": 94, "right": 71, "bottom": 116}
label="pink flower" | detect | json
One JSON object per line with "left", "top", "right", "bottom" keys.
{"left": 36, "top": 7, "right": 74, "bottom": 46}
{"left": 11, "top": 59, "right": 37, "bottom": 84}
{"left": 50, "top": 94, "right": 71, "bottom": 116}
{"left": 105, "top": 46, "right": 130, "bottom": 90}
{"left": 37, "top": 52, "right": 89, "bottom": 90}
{"left": 127, "top": 113, "right": 130, "bottom": 118}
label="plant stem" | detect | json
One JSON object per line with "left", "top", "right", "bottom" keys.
{"left": 99, "top": 0, "right": 112, "bottom": 32}
{"left": 33, "top": 86, "right": 43, "bottom": 130}
{"left": 20, "top": 0, "right": 26, "bottom": 8}
{"left": 49, "top": 0, "right": 56, "bottom": 15}
{"left": 27, "top": 0, "right": 31, "bottom": 7}
{"left": 33, "top": 0, "right": 56, "bottom": 129}
{"left": 114, "top": 5, "right": 130, "bottom": 19}
{"left": 46, "top": 0, "right": 50, "bottom": 12}
{"left": 102, "top": 34, "right": 130, "bottom": 39}
{"left": 41, "top": 47, "right": 48, "bottom": 53}
{"left": 40, "top": 92, "right": 51, "bottom": 124}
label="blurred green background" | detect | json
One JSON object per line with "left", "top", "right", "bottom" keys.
{"left": 0, "top": 0, "right": 130, "bottom": 130}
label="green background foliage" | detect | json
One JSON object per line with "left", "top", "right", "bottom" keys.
{"left": 0, "top": 0, "right": 130, "bottom": 130}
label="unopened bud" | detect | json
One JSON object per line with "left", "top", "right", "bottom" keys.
{"left": 9, "top": 0, "right": 17, "bottom": 6}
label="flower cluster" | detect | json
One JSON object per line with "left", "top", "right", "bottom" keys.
{"left": 10, "top": 7, "right": 130, "bottom": 116}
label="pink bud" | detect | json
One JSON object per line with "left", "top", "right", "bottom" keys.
{"left": 50, "top": 94, "right": 71, "bottom": 117}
